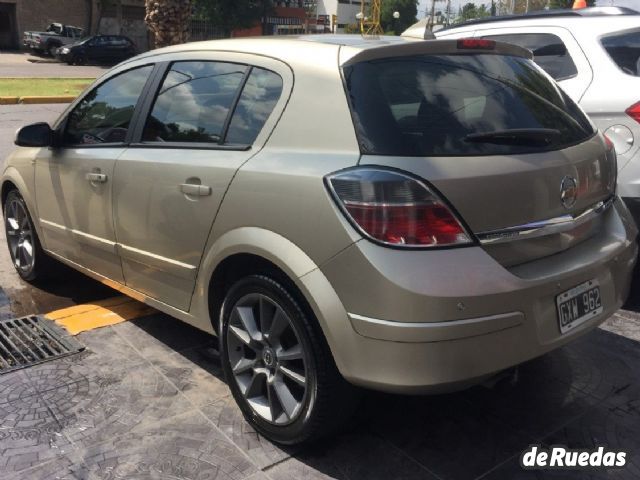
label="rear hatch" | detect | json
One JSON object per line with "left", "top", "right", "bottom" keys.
{"left": 341, "top": 40, "right": 616, "bottom": 267}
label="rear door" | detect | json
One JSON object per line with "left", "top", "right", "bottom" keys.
{"left": 112, "top": 53, "right": 290, "bottom": 311}
{"left": 343, "top": 49, "right": 615, "bottom": 267}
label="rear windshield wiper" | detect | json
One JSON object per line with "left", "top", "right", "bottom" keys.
{"left": 464, "top": 128, "right": 561, "bottom": 146}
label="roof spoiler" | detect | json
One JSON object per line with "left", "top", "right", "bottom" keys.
{"left": 401, "top": 18, "right": 436, "bottom": 40}
{"left": 342, "top": 39, "right": 533, "bottom": 66}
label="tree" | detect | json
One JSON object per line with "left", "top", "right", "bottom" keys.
{"left": 380, "top": 0, "right": 418, "bottom": 35}
{"left": 145, "top": 0, "right": 193, "bottom": 48}
{"left": 457, "top": 2, "right": 490, "bottom": 23}
{"left": 193, "top": 0, "right": 272, "bottom": 38}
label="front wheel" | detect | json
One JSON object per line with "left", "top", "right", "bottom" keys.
{"left": 220, "top": 275, "right": 358, "bottom": 445}
{"left": 3, "top": 190, "right": 53, "bottom": 282}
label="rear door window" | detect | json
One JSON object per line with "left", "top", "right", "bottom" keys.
{"left": 601, "top": 29, "right": 640, "bottom": 76}
{"left": 481, "top": 33, "right": 577, "bottom": 80}
{"left": 142, "top": 61, "right": 246, "bottom": 144}
{"left": 226, "top": 67, "right": 283, "bottom": 145}
{"left": 343, "top": 54, "right": 594, "bottom": 157}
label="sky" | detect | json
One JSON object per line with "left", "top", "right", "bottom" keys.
{"left": 416, "top": 0, "right": 640, "bottom": 17}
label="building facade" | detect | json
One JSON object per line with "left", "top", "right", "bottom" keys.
{"left": 0, "top": 0, "right": 148, "bottom": 50}
{"left": 316, "top": 0, "right": 369, "bottom": 32}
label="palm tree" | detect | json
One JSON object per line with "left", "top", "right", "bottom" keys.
{"left": 145, "top": 0, "right": 193, "bottom": 48}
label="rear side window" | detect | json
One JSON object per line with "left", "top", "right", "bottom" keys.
{"left": 481, "top": 33, "right": 577, "bottom": 80}
{"left": 226, "top": 67, "right": 283, "bottom": 145}
{"left": 64, "top": 64, "right": 153, "bottom": 145}
{"left": 344, "top": 54, "right": 594, "bottom": 157}
{"left": 601, "top": 30, "right": 640, "bottom": 76}
{"left": 142, "top": 61, "right": 246, "bottom": 144}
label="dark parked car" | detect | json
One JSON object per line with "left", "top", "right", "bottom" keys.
{"left": 56, "top": 35, "right": 136, "bottom": 65}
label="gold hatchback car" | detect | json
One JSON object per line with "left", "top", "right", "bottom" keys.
{"left": 2, "top": 35, "right": 637, "bottom": 444}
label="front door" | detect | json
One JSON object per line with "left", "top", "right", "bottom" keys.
{"left": 35, "top": 64, "right": 154, "bottom": 282}
{"left": 113, "top": 59, "right": 285, "bottom": 311}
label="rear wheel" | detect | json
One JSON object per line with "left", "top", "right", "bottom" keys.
{"left": 47, "top": 43, "right": 59, "bottom": 57}
{"left": 220, "top": 275, "right": 358, "bottom": 445}
{"left": 3, "top": 190, "right": 54, "bottom": 282}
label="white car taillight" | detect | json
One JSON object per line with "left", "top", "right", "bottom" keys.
{"left": 326, "top": 168, "right": 472, "bottom": 248}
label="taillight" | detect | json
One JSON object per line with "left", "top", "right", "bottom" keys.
{"left": 626, "top": 101, "right": 640, "bottom": 124}
{"left": 457, "top": 38, "right": 496, "bottom": 50}
{"left": 326, "top": 168, "right": 472, "bottom": 248}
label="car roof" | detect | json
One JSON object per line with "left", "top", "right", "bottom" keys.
{"left": 439, "top": 6, "right": 639, "bottom": 31}
{"left": 129, "top": 34, "right": 531, "bottom": 70}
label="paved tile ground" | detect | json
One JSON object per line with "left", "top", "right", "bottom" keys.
{"left": 0, "top": 308, "right": 638, "bottom": 480}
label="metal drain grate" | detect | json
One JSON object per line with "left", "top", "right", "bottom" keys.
{"left": 0, "top": 315, "right": 84, "bottom": 374}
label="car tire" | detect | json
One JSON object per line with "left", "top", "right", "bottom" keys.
{"left": 47, "top": 44, "right": 59, "bottom": 57}
{"left": 3, "top": 190, "right": 55, "bottom": 282}
{"left": 220, "top": 274, "right": 359, "bottom": 445}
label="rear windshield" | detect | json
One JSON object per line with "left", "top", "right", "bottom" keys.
{"left": 601, "top": 30, "right": 640, "bottom": 76}
{"left": 343, "top": 54, "right": 594, "bottom": 156}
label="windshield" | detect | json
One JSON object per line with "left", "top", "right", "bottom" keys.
{"left": 343, "top": 54, "right": 594, "bottom": 156}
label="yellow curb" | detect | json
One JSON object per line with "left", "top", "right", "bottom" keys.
{"left": 45, "top": 295, "right": 157, "bottom": 335}
{"left": 19, "top": 95, "right": 76, "bottom": 104}
{"left": 0, "top": 97, "right": 19, "bottom": 105}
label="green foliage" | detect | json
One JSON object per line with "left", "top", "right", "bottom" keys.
{"left": 193, "top": 0, "right": 273, "bottom": 36}
{"left": 456, "top": 2, "right": 491, "bottom": 23}
{"left": 380, "top": 0, "right": 418, "bottom": 35}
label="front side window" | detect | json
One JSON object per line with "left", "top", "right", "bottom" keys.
{"left": 601, "top": 29, "right": 640, "bottom": 77}
{"left": 142, "top": 61, "right": 246, "bottom": 144}
{"left": 482, "top": 33, "right": 578, "bottom": 81}
{"left": 64, "top": 65, "right": 153, "bottom": 145}
{"left": 344, "top": 54, "right": 594, "bottom": 157}
{"left": 226, "top": 67, "right": 283, "bottom": 145}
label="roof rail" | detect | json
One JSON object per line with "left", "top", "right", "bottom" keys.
{"left": 439, "top": 6, "right": 639, "bottom": 32}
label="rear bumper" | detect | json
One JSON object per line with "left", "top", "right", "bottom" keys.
{"left": 314, "top": 198, "right": 637, "bottom": 394}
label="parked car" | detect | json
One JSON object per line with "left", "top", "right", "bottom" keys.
{"left": 56, "top": 35, "right": 136, "bottom": 65}
{"left": 23, "top": 23, "right": 84, "bottom": 57}
{"left": 424, "top": 7, "right": 640, "bottom": 221}
{"left": 2, "top": 35, "right": 637, "bottom": 444}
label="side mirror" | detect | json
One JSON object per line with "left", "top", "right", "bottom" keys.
{"left": 15, "top": 122, "right": 53, "bottom": 147}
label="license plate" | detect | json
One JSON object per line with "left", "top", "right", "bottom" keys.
{"left": 556, "top": 279, "right": 603, "bottom": 334}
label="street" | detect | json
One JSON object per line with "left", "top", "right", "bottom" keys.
{"left": 0, "top": 52, "right": 107, "bottom": 78}
{"left": 0, "top": 102, "right": 639, "bottom": 480}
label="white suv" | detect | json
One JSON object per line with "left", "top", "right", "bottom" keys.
{"left": 426, "top": 8, "right": 640, "bottom": 219}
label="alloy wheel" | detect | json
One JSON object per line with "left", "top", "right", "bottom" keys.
{"left": 5, "top": 198, "right": 35, "bottom": 274}
{"left": 226, "top": 293, "right": 309, "bottom": 425}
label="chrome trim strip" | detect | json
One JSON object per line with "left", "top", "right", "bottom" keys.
{"left": 477, "top": 197, "right": 614, "bottom": 245}
{"left": 119, "top": 244, "right": 196, "bottom": 270}
{"left": 39, "top": 219, "right": 195, "bottom": 271}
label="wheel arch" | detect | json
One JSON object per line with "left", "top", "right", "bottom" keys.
{"left": 1, "top": 170, "right": 45, "bottom": 248}
{"left": 193, "top": 227, "right": 352, "bottom": 376}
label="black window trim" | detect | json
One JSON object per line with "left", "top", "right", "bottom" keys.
{"left": 128, "top": 59, "right": 255, "bottom": 151}
{"left": 480, "top": 32, "right": 579, "bottom": 82}
{"left": 55, "top": 62, "right": 160, "bottom": 149}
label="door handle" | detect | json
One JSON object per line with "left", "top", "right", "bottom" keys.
{"left": 180, "top": 183, "right": 212, "bottom": 196}
{"left": 86, "top": 172, "right": 108, "bottom": 183}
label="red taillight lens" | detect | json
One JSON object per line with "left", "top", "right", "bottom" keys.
{"left": 457, "top": 38, "right": 496, "bottom": 50}
{"left": 327, "top": 168, "right": 471, "bottom": 247}
{"left": 626, "top": 101, "right": 640, "bottom": 124}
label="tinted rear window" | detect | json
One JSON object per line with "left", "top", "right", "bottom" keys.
{"left": 601, "top": 30, "right": 640, "bottom": 76}
{"left": 343, "top": 54, "right": 594, "bottom": 156}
